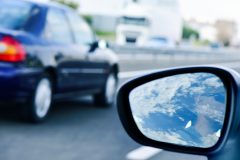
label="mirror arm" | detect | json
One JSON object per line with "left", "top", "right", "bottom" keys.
{"left": 208, "top": 140, "right": 239, "bottom": 160}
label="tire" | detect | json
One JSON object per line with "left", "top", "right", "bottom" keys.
{"left": 93, "top": 73, "right": 118, "bottom": 107}
{"left": 22, "top": 75, "right": 53, "bottom": 123}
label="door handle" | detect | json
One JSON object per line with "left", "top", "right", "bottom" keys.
{"left": 55, "top": 52, "right": 64, "bottom": 61}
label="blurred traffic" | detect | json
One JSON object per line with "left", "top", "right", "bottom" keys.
{"left": 0, "top": 0, "right": 119, "bottom": 122}
{"left": 79, "top": 0, "right": 240, "bottom": 49}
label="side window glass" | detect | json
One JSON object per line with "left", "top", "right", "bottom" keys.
{"left": 44, "top": 8, "right": 73, "bottom": 44}
{"left": 67, "top": 11, "right": 95, "bottom": 45}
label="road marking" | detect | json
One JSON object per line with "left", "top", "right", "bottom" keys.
{"left": 119, "top": 61, "right": 240, "bottom": 79}
{"left": 126, "top": 146, "right": 162, "bottom": 160}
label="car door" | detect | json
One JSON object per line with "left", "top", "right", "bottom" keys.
{"left": 66, "top": 11, "right": 107, "bottom": 90}
{"left": 43, "top": 7, "right": 81, "bottom": 92}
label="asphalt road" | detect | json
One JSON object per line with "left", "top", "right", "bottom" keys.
{"left": 0, "top": 52, "right": 240, "bottom": 160}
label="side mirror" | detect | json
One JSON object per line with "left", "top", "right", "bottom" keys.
{"left": 89, "top": 40, "right": 109, "bottom": 52}
{"left": 98, "top": 40, "right": 109, "bottom": 49}
{"left": 117, "top": 66, "right": 240, "bottom": 160}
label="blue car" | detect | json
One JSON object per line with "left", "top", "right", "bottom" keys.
{"left": 0, "top": 0, "right": 119, "bottom": 122}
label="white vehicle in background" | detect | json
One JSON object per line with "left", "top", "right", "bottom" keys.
{"left": 116, "top": 0, "right": 182, "bottom": 48}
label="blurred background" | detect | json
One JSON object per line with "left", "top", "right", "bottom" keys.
{"left": 63, "top": 0, "right": 240, "bottom": 48}
{"left": 1, "top": 0, "right": 240, "bottom": 160}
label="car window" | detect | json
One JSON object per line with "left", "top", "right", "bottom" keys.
{"left": 66, "top": 11, "right": 95, "bottom": 45}
{"left": 0, "top": 0, "right": 33, "bottom": 30}
{"left": 44, "top": 8, "right": 73, "bottom": 44}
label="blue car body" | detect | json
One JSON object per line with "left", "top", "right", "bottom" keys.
{"left": 0, "top": 0, "right": 119, "bottom": 103}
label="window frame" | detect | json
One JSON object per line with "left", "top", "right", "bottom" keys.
{"left": 43, "top": 7, "right": 75, "bottom": 44}
{"left": 65, "top": 10, "right": 96, "bottom": 45}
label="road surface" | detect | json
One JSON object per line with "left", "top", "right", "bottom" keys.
{"left": 0, "top": 52, "right": 240, "bottom": 160}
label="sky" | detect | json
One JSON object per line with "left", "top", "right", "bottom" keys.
{"left": 74, "top": 0, "right": 240, "bottom": 23}
{"left": 180, "top": 0, "right": 240, "bottom": 22}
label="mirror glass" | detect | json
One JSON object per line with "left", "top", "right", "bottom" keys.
{"left": 129, "top": 73, "right": 226, "bottom": 148}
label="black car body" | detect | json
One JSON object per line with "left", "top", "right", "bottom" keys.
{"left": 0, "top": 0, "right": 119, "bottom": 122}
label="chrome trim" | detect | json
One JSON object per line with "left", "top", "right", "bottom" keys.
{"left": 61, "top": 68, "right": 106, "bottom": 74}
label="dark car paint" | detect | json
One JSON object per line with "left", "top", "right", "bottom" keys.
{"left": 0, "top": 0, "right": 118, "bottom": 102}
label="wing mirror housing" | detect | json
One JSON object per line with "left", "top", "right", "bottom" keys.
{"left": 117, "top": 66, "right": 240, "bottom": 160}
{"left": 89, "top": 40, "right": 109, "bottom": 52}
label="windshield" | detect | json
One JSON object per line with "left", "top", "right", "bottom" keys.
{"left": 119, "top": 16, "right": 150, "bottom": 26}
{"left": 0, "top": 0, "right": 33, "bottom": 30}
{"left": 138, "top": 0, "right": 178, "bottom": 7}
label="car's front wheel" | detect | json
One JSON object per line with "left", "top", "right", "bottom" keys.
{"left": 23, "top": 75, "right": 53, "bottom": 123}
{"left": 93, "top": 73, "right": 118, "bottom": 107}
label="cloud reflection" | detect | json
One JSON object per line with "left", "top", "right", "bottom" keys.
{"left": 129, "top": 73, "right": 226, "bottom": 148}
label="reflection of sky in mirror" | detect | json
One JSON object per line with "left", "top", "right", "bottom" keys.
{"left": 129, "top": 73, "right": 226, "bottom": 148}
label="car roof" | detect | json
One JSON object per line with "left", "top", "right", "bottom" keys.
{"left": 20, "top": 0, "right": 72, "bottom": 11}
